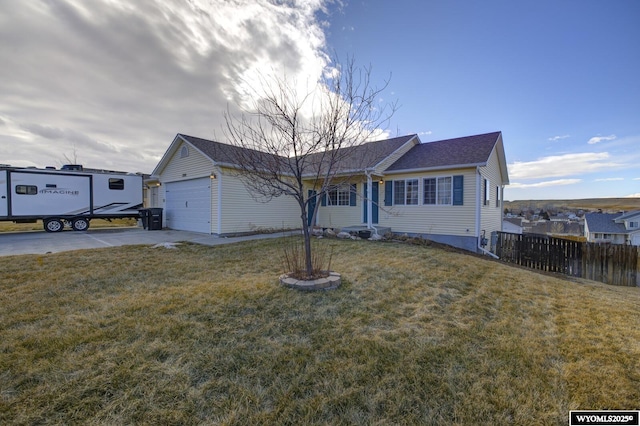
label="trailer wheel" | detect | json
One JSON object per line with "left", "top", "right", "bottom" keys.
{"left": 72, "top": 217, "right": 90, "bottom": 231}
{"left": 44, "top": 218, "right": 64, "bottom": 233}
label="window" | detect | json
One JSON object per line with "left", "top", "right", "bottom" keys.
{"left": 394, "top": 179, "right": 418, "bottom": 205}
{"left": 180, "top": 146, "right": 189, "bottom": 158}
{"left": 327, "top": 184, "right": 352, "bottom": 206}
{"left": 483, "top": 178, "right": 489, "bottom": 206}
{"left": 385, "top": 176, "right": 463, "bottom": 207}
{"left": 393, "top": 181, "right": 405, "bottom": 205}
{"left": 423, "top": 178, "right": 436, "bottom": 205}
{"left": 16, "top": 185, "right": 37, "bottom": 195}
{"left": 437, "top": 177, "right": 452, "bottom": 205}
{"left": 630, "top": 221, "right": 639, "bottom": 229}
{"left": 496, "top": 186, "right": 500, "bottom": 208}
{"left": 423, "top": 177, "right": 452, "bottom": 205}
{"left": 109, "top": 178, "right": 125, "bottom": 190}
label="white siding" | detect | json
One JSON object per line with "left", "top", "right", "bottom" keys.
{"left": 160, "top": 142, "right": 213, "bottom": 182}
{"left": 378, "top": 168, "right": 477, "bottom": 237}
{"left": 479, "top": 147, "right": 504, "bottom": 237}
{"left": 218, "top": 168, "right": 300, "bottom": 234}
{"left": 315, "top": 181, "right": 363, "bottom": 229}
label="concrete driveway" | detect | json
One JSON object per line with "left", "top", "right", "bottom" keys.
{"left": 0, "top": 227, "right": 297, "bottom": 256}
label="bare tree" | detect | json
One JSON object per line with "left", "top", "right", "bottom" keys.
{"left": 223, "top": 58, "right": 396, "bottom": 277}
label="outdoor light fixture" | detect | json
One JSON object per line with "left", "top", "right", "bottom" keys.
{"left": 379, "top": 179, "right": 384, "bottom": 185}
{"left": 210, "top": 173, "right": 217, "bottom": 179}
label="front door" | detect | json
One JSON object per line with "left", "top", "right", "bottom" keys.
{"left": 307, "top": 190, "right": 317, "bottom": 226}
{"left": 363, "top": 182, "right": 379, "bottom": 224}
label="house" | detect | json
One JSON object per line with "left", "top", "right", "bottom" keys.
{"left": 503, "top": 218, "right": 523, "bottom": 234}
{"left": 584, "top": 211, "right": 640, "bottom": 245}
{"left": 150, "top": 131, "right": 509, "bottom": 253}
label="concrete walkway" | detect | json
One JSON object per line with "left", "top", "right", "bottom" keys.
{"left": 0, "top": 227, "right": 300, "bottom": 256}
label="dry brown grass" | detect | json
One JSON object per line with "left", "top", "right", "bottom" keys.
{"left": 505, "top": 198, "right": 640, "bottom": 213}
{"left": 1, "top": 238, "right": 639, "bottom": 425}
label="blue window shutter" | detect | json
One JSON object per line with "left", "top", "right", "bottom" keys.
{"left": 453, "top": 175, "right": 464, "bottom": 205}
{"left": 384, "top": 181, "right": 393, "bottom": 206}
{"left": 321, "top": 191, "right": 327, "bottom": 206}
{"left": 350, "top": 184, "right": 357, "bottom": 206}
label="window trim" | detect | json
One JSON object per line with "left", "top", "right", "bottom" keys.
{"left": 16, "top": 185, "right": 38, "bottom": 195}
{"left": 108, "top": 178, "right": 125, "bottom": 190}
{"left": 180, "top": 145, "right": 189, "bottom": 158}
{"left": 483, "top": 178, "right": 489, "bottom": 206}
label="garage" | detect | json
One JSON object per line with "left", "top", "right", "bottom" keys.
{"left": 165, "top": 178, "right": 212, "bottom": 233}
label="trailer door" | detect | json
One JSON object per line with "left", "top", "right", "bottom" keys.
{"left": 0, "top": 171, "right": 7, "bottom": 217}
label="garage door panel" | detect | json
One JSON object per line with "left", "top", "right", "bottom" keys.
{"left": 165, "top": 178, "right": 211, "bottom": 233}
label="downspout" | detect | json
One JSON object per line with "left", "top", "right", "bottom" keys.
{"left": 216, "top": 166, "right": 222, "bottom": 235}
{"left": 475, "top": 167, "right": 481, "bottom": 248}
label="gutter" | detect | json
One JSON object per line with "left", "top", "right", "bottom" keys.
{"left": 383, "top": 162, "right": 487, "bottom": 176}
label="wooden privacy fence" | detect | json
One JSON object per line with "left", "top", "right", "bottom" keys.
{"left": 494, "top": 232, "right": 639, "bottom": 287}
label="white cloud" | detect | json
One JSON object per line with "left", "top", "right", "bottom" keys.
{"left": 594, "top": 177, "right": 624, "bottom": 182}
{"left": 508, "top": 179, "right": 582, "bottom": 189}
{"left": 0, "top": 0, "right": 333, "bottom": 172}
{"left": 588, "top": 134, "right": 616, "bottom": 145}
{"left": 508, "top": 152, "right": 621, "bottom": 180}
{"left": 625, "top": 193, "right": 640, "bottom": 198}
{"left": 548, "top": 134, "right": 570, "bottom": 141}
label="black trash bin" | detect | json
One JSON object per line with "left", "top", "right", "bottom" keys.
{"left": 148, "top": 208, "right": 163, "bottom": 230}
{"left": 138, "top": 209, "right": 150, "bottom": 230}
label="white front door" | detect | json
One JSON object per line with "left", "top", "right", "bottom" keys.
{"left": 165, "top": 178, "right": 211, "bottom": 233}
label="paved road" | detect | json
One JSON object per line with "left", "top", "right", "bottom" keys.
{"left": 0, "top": 227, "right": 298, "bottom": 256}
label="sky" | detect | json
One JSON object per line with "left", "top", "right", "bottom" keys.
{"left": 1, "top": 0, "right": 638, "bottom": 201}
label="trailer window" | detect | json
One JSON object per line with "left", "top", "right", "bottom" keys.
{"left": 16, "top": 185, "right": 38, "bottom": 195}
{"left": 109, "top": 178, "right": 125, "bottom": 190}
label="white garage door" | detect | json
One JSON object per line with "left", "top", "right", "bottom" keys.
{"left": 632, "top": 233, "right": 640, "bottom": 247}
{"left": 165, "top": 178, "right": 211, "bottom": 233}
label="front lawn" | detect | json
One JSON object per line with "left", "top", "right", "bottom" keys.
{"left": 1, "top": 238, "right": 639, "bottom": 424}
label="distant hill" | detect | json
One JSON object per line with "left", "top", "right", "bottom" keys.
{"left": 504, "top": 198, "right": 640, "bottom": 213}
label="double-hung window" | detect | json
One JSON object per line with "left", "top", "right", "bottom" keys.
{"left": 394, "top": 179, "right": 418, "bottom": 205}
{"left": 327, "top": 184, "right": 353, "bottom": 206}
{"left": 423, "top": 177, "right": 452, "bottom": 205}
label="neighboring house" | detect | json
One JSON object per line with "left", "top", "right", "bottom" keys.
{"left": 150, "top": 131, "right": 509, "bottom": 253}
{"left": 584, "top": 211, "right": 640, "bottom": 245}
{"left": 503, "top": 218, "right": 523, "bottom": 234}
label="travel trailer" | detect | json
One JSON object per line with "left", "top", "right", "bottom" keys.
{"left": 0, "top": 165, "right": 143, "bottom": 232}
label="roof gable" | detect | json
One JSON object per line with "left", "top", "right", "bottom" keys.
{"left": 585, "top": 213, "right": 629, "bottom": 234}
{"left": 302, "top": 134, "right": 417, "bottom": 176}
{"left": 615, "top": 210, "right": 640, "bottom": 222}
{"left": 385, "top": 131, "right": 503, "bottom": 173}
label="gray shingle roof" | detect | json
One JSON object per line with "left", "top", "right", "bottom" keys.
{"left": 179, "top": 134, "right": 281, "bottom": 167}
{"left": 178, "top": 133, "right": 416, "bottom": 175}
{"left": 303, "top": 134, "right": 416, "bottom": 174}
{"left": 584, "top": 213, "right": 628, "bottom": 234}
{"left": 385, "top": 131, "right": 501, "bottom": 172}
